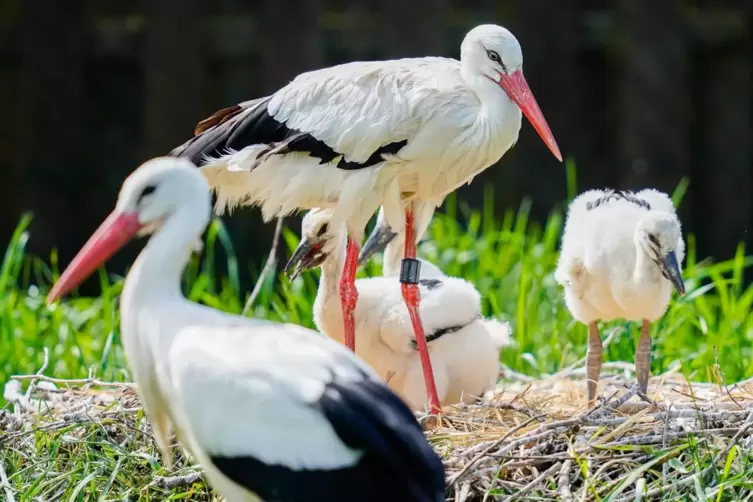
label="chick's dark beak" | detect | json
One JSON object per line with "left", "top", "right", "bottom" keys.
{"left": 284, "top": 238, "right": 326, "bottom": 281}
{"left": 657, "top": 250, "right": 685, "bottom": 296}
{"left": 358, "top": 219, "right": 398, "bottom": 265}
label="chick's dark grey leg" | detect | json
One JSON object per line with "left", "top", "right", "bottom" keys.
{"left": 635, "top": 319, "right": 652, "bottom": 394}
{"left": 586, "top": 321, "right": 603, "bottom": 404}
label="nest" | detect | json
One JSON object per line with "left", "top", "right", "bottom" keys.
{"left": 3, "top": 362, "right": 753, "bottom": 501}
{"left": 426, "top": 362, "right": 753, "bottom": 501}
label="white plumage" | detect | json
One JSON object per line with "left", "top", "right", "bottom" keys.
{"left": 286, "top": 208, "right": 511, "bottom": 411}
{"left": 171, "top": 22, "right": 560, "bottom": 414}
{"left": 172, "top": 26, "right": 560, "bottom": 236}
{"left": 46, "top": 157, "right": 446, "bottom": 502}
{"left": 554, "top": 188, "right": 686, "bottom": 402}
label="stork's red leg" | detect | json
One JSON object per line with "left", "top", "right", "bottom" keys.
{"left": 400, "top": 207, "right": 442, "bottom": 415}
{"left": 339, "top": 236, "right": 360, "bottom": 352}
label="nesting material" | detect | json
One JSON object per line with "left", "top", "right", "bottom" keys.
{"left": 4, "top": 365, "right": 753, "bottom": 501}
{"left": 426, "top": 363, "right": 753, "bottom": 501}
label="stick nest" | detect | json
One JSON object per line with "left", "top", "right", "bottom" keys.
{"left": 3, "top": 363, "right": 753, "bottom": 501}
{"left": 425, "top": 363, "right": 753, "bottom": 501}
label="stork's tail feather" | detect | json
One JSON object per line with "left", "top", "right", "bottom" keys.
{"left": 249, "top": 132, "right": 310, "bottom": 171}
{"left": 481, "top": 319, "right": 513, "bottom": 349}
{"left": 198, "top": 150, "right": 297, "bottom": 221}
{"left": 194, "top": 104, "right": 244, "bottom": 136}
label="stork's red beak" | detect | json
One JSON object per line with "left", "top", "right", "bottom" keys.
{"left": 46, "top": 210, "right": 142, "bottom": 304}
{"left": 498, "top": 69, "right": 562, "bottom": 162}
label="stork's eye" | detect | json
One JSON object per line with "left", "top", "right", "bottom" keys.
{"left": 138, "top": 184, "right": 157, "bottom": 203}
{"left": 647, "top": 233, "right": 660, "bottom": 247}
{"left": 317, "top": 224, "right": 329, "bottom": 237}
{"left": 486, "top": 50, "right": 501, "bottom": 63}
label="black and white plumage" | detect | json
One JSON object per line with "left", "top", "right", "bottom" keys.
{"left": 554, "top": 188, "right": 686, "bottom": 402}
{"left": 285, "top": 208, "right": 511, "bottom": 411}
{"left": 46, "top": 157, "right": 446, "bottom": 502}
{"left": 170, "top": 24, "right": 561, "bottom": 235}
{"left": 171, "top": 23, "right": 560, "bottom": 415}
{"left": 176, "top": 96, "right": 409, "bottom": 174}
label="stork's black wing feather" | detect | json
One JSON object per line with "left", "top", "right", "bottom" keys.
{"left": 169, "top": 96, "right": 296, "bottom": 165}
{"left": 315, "top": 373, "right": 446, "bottom": 501}
{"left": 169, "top": 96, "right": 407, "bottom": 171}
{"left": 585, "top": 188, "right": 652, "bottom": 211}
{"left": 209, "top": 364, "right": 446, "bottom": 502}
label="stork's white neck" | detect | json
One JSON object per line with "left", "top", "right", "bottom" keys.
{"left": 382, "top": 236, "right": 405, "bottom": 278}
{"left": 312, "top": 230, "right": 347, "bottom": 341}
{"left": 461, "top": 68, "right": 522, "bottom": 132}
{"left": 121, "top": 202, "right": 209, "bottom": 312}
{"left": 319, "top": 231, "right": 347, "bottom": 301}
{"left": 435, "top": 67, "right": 522, "bottom": 189}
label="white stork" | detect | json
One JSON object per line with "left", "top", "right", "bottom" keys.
{"left": 46, "top": 157, "right": 446, "bottom": 502}
{"left": 554, "top": 188, "right": 686, "bottom": 403}
{"left": 170, "top": 23, "right": 562, "bottom": 414}
{"left": 285, "top": 208, "right": 511, "bottom": 411}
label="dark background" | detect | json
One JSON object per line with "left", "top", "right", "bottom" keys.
{"left": 2, "top": 0, "right": 751, "bottom": 288}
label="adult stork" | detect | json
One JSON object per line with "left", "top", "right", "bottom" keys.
{"left": 285, "top": 208, "right": 511, "bottom": 411}
{"left": 170, "top": 23, "right": 562, "bottom": 414}
{"left": 554, "top": 188, "right": 686, "bottom": 403}
{"left": 46, "top": 157, "right": 446, "bottom": 502}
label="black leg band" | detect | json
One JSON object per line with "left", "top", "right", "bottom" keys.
{"left": 400, "top": 258, "right": 421, "bottom": 284}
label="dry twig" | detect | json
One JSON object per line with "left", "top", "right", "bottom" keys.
{"left": 447, "top": 414, "right": 543, "bottom": 486}
{"left": 502, "top": 461, "right": 562, "bottom": 502}
{"left": 10, "top": 373, "right": 135, "bottom": 389}
{"left": 149, "top": 471, "right": 203, "bottom": 489}
{"left": 558, "top": 459, "right": 573, "bottom": 502}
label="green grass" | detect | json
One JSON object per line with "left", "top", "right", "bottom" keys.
{"left": 3, "top": 178, "right": 753, "bottom": 500}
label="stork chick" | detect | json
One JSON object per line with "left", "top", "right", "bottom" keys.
{"left": 46, "top": 157, "right": 446, "bottom": 502}
{"left": 286, "top": 208, "right": 511, "bottom": 411}
{"left": 555, "top": 188, "right": 686, "bottom": 403}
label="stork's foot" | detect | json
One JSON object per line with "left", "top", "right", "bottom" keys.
{"left": 586, "top": 321, "right": 603, "bottom": 405}
{"left": 635, "top": 319, "right": 652, "bottom": 394}
{"left": 339, "top": 237, "right": 360, "bottom": 352}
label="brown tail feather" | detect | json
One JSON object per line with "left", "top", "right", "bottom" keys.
{"left": 194, "top": 105, "right": 244, "bottom": 136}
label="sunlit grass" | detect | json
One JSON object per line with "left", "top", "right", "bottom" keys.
{"left": 3, "top": 182, "right": 753, "bottom": 393}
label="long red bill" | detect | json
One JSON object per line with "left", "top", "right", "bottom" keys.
{"left": 47, "top": 210, "right": 142, "bottom": 304}
{"left": 498, "top": 69, "right": 562, "bottom": 162}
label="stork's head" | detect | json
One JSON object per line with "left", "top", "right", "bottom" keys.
{"left": 119, "top": 157, "right": 210, "bottom": 232}
{"left": 460, "top": 24, "right": 562, "bottom": 162}
{"left": 636, "top": 211, "right": 685, "bottom": 296}
{"left": 284, "top": 208, "right": 342, "bottom": 281}
{"left": 47, "top": 157, "right": 209, "bottom": 303}
{"left": 461, "top": 25, "right": 523, "bottom": 78}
